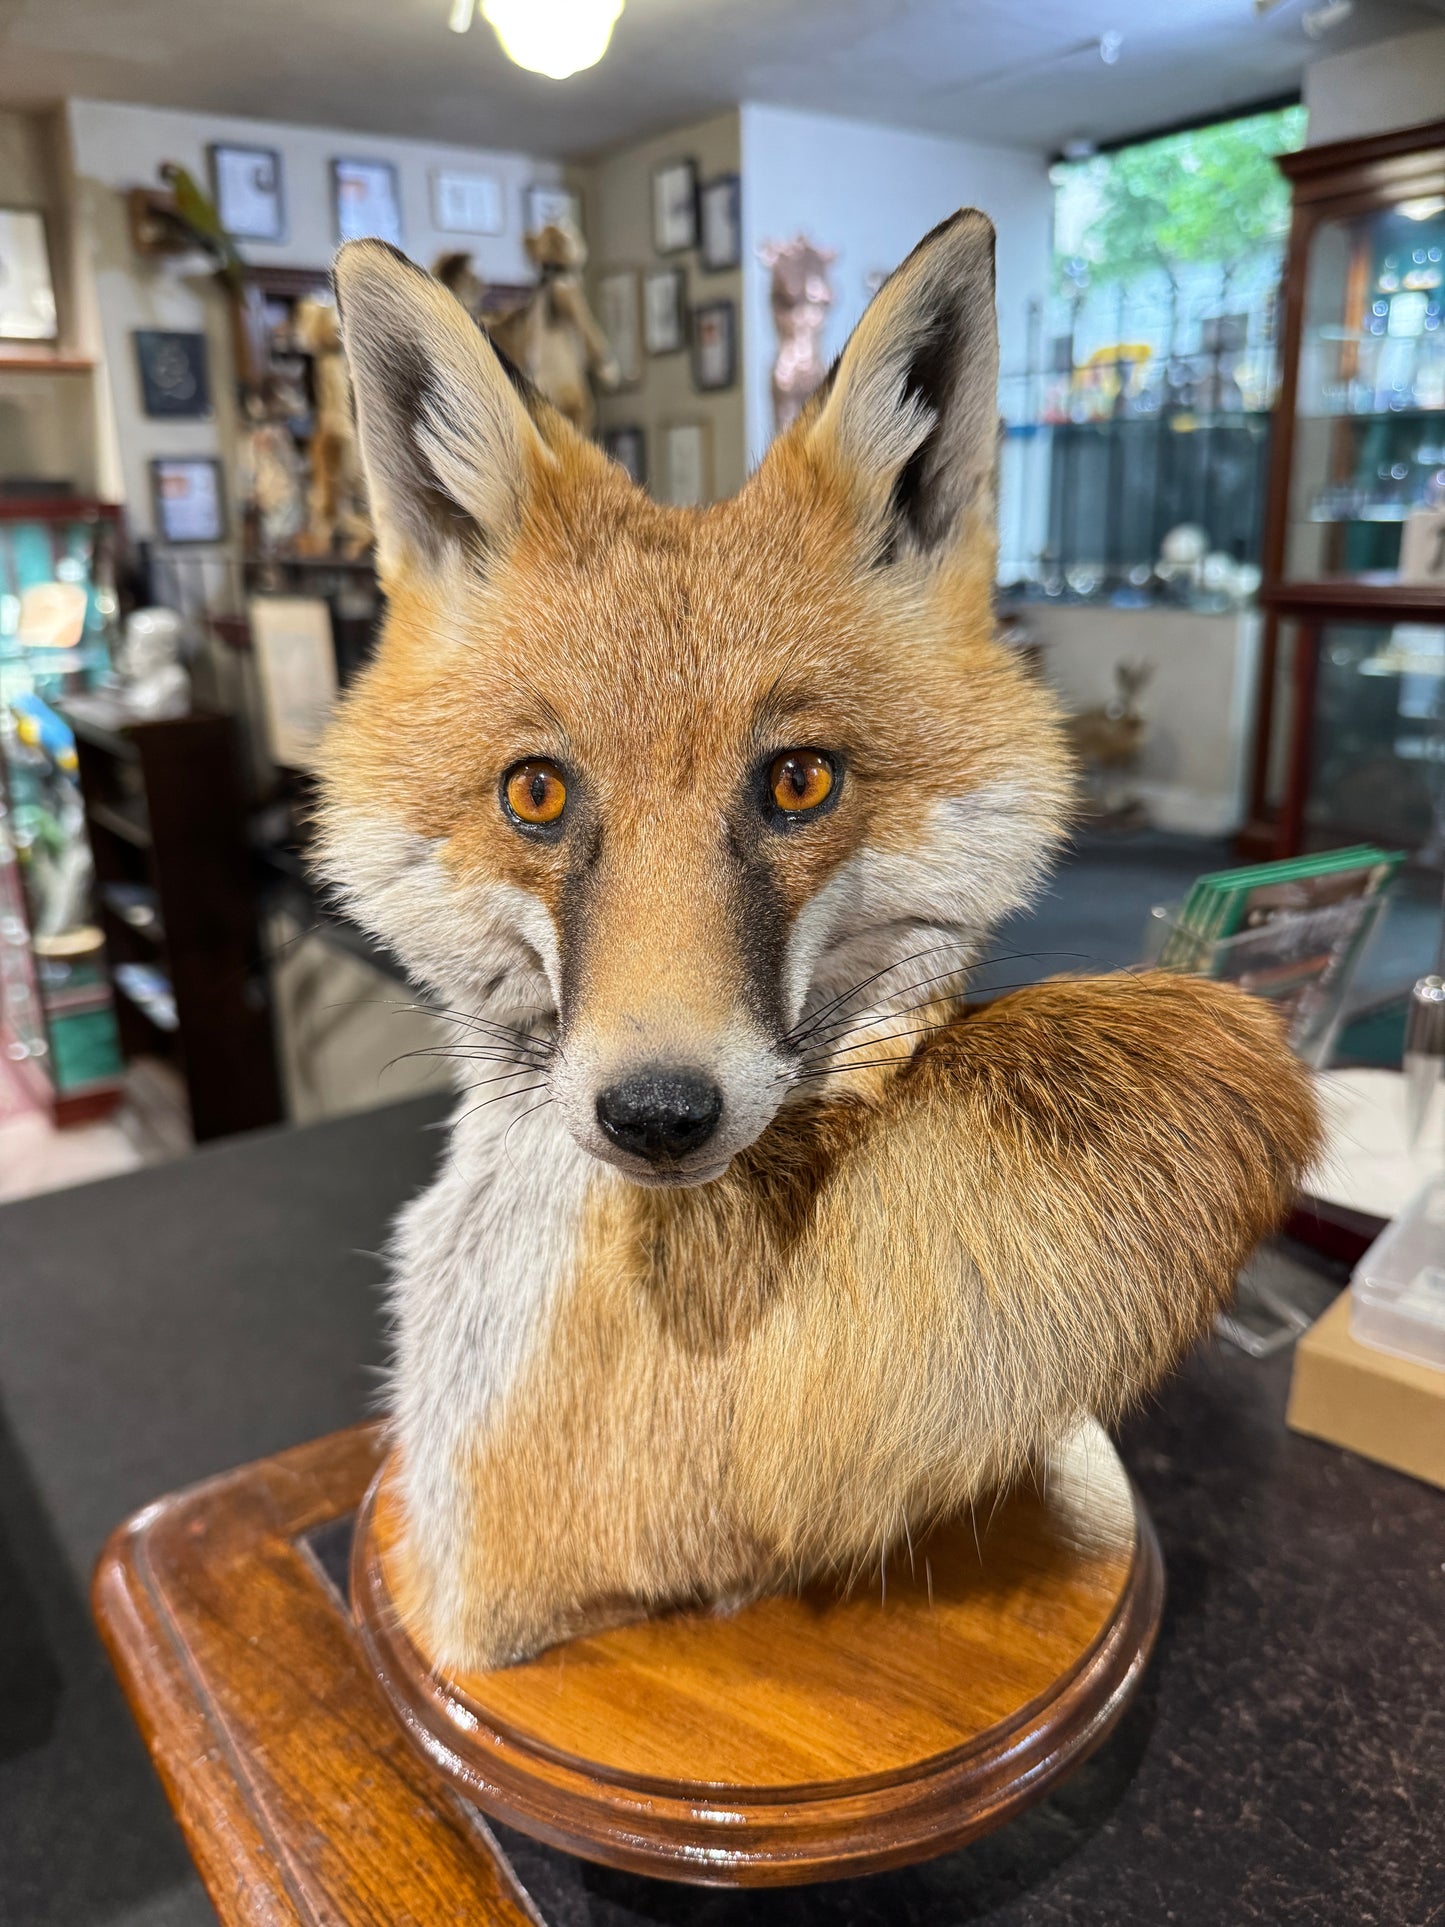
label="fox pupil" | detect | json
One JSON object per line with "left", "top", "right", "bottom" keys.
{"left": 529, "top": 773, "right": 547, "bottom": 808}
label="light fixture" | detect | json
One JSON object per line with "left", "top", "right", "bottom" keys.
{"left": 477, "top": 0, "right": 625, "bottom": 78}
{"left": 1301, "top": 0, "right": 1352, "bottom": 37}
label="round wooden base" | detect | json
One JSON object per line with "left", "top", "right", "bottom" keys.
{"left": 351, "top": 1421, "right": 1163, "bottom": 1888}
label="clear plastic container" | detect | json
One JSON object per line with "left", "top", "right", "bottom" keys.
{"left": 1350, "top": 1177, "right": 1445, "bottom": 1372}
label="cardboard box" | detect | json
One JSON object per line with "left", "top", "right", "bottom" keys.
{"left": 1287, "top": 1289, "right": 1445, "bottom": 1490}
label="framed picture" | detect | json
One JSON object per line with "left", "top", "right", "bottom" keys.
{"left": 431, "top": 168, "right": 504, "bottom": 236}
{"left": 133, "top": 330, "right": 211, "bottom": 419}
{"left": 526, "top": 183, "right": 582, "bottom": 235}
{"left": 597, "top": 270, "right": 642, "bottom": 387}
{"left": 0, "top": 208, "right": 57, "bottom": 342}
{"left": 208, "top": 144, "right": 285, "bottom": 243}
{"left": 332, "top": 158, "right": 403, "bottom": 246}
{"left": 691, "top": 299, "right": 736, "bottom": 392}
{"left": 150, "top": 457, "right": 226, "bottom": 545}
{"left": 663, "top": 421, "right": 710, "bottom": 508}
{"left": 643, "top": 267, "right": 687, "bottom": 356}
{"left": 602, "top": 425, "right": 646, "bottom": 488}
{"left": 652, "top": 159, "right": 698, "bottom": 255}
{"left": 249, "top": 595, "right": 340, "bottom": 770}
{"left": 699, "top": 174, "right": 741, "bottom": 273}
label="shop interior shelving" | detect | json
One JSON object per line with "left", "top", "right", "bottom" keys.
{"left": 1246, "top": 116, "right": 1445, "bottom": 863}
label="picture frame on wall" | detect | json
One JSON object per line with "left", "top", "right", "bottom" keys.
{"left": 150, "top": 457, "right": 227, "bottom": 545}
{"left": 663, "top": 421, "right": 710, "bottom": 508}
{"left": 602, "top": 425, "right": 647, "bottom": 489}
{"left": 652, "top": 158, "right": 698, "bottom": 255}
{"left": 332, "top": 158, "right": 403, "bottom": 246}
{"left": 431, "top": 168, "right": 504, "bottom": 236}
{"left": 525, "top": 183, "right": 582, "bottom": 235}
{"left": 691, "top": 299, "right": 736, "bottom": 392}
{"left": 643, "top": 267, "right": 687, "bottom": 356}
{"left": 133, "top": 330, "right": 212, "bottom": 420}
{"left": 208, "top": 144, "right": 286, "bottom": 243}
{"left": 698, "top": 174, "right": 741, "bottom": 273}
{"left": 0, "top": 207, "right": 57, "bottom": 342}
{"left": 597, "top": 270, "right": 642, "bottom": 387}
{"left": 249, "top": 595, "right": 340, "bottom": 770}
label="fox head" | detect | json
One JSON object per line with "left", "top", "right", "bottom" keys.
{"left": 318, "top": 211, "right": 1070, "bottom": 1187}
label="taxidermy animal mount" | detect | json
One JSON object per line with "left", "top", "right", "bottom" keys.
{"left": 1068, "top": 659, "right": 1154, "bottom": 824}
{"left": 319, "top": 215, "right": 1320, "bottom": 1672}
{"left": 482, "top": 221, "right": 620, "bottom": 437}
{"left": 291, "top": 295, "right": 373, "bottom": 559}
{"left": 761, "top": 232, "right": 837, "bottom": 432}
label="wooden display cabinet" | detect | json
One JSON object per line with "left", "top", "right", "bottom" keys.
{"left": 1244, "top": 117, "right": 1445, "bottom": 863}
{"left": 64, "top": 698, "right": 283, "bottom": 1142}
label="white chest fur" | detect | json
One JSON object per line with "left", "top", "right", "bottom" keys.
{"left": 386, "top": 1089, "right": 595, "bottom": 1639}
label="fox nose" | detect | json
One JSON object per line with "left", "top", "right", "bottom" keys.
{"left": 595, "top": 1067, "right": 723, "bottom": 1163}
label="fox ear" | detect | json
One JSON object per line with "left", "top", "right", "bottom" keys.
{"left": 801, "top": 209, "right": 998, "bottom": 562}
{"left": 333, "top": 240, "right": 550, "bottom": 579}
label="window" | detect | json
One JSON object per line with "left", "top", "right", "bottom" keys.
{"left": 1000, "top": 104, "right": 1306, "bottom": 603}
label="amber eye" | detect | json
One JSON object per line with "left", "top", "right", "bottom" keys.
{"left": 503, "top": 758, "right": 567, "bottom": 827}
{"left": 769, "top": 749, "right": 835, "bottom": 815}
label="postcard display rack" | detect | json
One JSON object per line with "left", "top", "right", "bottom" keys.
{"left": 0, "top": 501, "right": 125, "bottom": 1124}
{"left": 1246, "top": 117, "right": 1445, "bottom": 862}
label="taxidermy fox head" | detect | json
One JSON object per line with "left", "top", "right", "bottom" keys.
{"left": 319, "top": 212, "right": 1071, "bottom": 1186}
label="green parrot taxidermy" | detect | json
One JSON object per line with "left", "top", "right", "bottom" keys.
{"left": 156, "top": 163, "right": 247, "bottom": 292}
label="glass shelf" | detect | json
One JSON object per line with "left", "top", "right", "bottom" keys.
{"left": 1286, "top": 187, "right": 1445, "bottom": 585}
{"left": 1297, "top": 405, "right": 1445, "bottom": 422}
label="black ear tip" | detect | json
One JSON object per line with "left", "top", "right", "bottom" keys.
{"left": 908, "top": 207, "right": 995, "bottom": 267}
{"left": 333, "top": 237, "right": 431, "bottom": 286}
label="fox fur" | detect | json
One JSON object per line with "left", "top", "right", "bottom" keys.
{"left": 318, "top": 211, "right": 1321, "bottom": 1671}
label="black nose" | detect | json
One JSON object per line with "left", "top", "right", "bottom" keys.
{"left": 595, "top": 1067, "right": 723, "bottom": 1163}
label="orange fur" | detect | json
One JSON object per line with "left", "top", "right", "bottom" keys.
{"left": 395, "top": 973, "right": 1319, "bottom": 1665}
{"left": 318, "top": 218, "right": 1321, "bottom": 1672}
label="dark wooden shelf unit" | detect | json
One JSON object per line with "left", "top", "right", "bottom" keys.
{"left": 1243, "top": 116, "right": 1445, "bottom": 860}
{"left": 66, "top": 702, "right": 283, "bottom": 1141}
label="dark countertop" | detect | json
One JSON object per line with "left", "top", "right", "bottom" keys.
{"left": 0, "top": 1096, "right": 1441, "bottom": 1927}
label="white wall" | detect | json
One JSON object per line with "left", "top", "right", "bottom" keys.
{"left": 738, "top": 103, "right": 1053, "bottom": 469}
{"left": 1303, "top": 24, "right": 1445, "bottom": 147}
{"left": 65, "top": 98, "right": 562, "bottom": 540}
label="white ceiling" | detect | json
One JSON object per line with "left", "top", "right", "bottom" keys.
{"left": 2, "top": 0, "right": 1443, "bottom": 159}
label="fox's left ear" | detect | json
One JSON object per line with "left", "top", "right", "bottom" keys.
{"left": 798, "top": 208, "right": 998, "bottom": 562}
{"left": 334, "top": 239, "right": 552, "bottom": 582}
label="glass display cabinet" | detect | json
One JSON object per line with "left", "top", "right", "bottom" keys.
{"left": 0, "top": 499, "right": 125, "bottom": 1123}
{"left": 1247, "top": 117, "right": 1445, "bottom": 861}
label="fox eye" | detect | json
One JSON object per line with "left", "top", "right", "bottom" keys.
{"left": 503, "top": 758, "right": 567, "bottom": 828}
{"left": 768, "top": 749, "right": 835, "bottom": 816}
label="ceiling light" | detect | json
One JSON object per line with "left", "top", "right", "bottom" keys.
{"left": 1098, "top": 30, "right": 1123, "bottom": 64}
{"left": 480, "top": 0, "right": 625, "bottom": 78}
{"left": 1400, "top": 196, "right": 1445, "bottom": 222}
{"left": 1301, "top": 0, "right": 1352, "bottom": 34}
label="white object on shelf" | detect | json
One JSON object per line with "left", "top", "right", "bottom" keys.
{"left": 1351, "top": 1178, "right": 1445, "bottom": 1372}
{"left": 1307, "top": 1066, "right": 1444, "bottom": 1221}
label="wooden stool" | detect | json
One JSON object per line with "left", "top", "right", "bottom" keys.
{"left": 95, "top": 1418, "right": 1161, "bottom": 1917}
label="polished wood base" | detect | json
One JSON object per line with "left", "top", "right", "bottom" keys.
{"left": 353, "top": 1420, "right": 1163, "bottom": 1887}
{"left": 93, "top": 1426, "right": 541, "bottom": 1927}
{"left": 93, "top": 1420, "right": 1161, "bottom": 1917}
